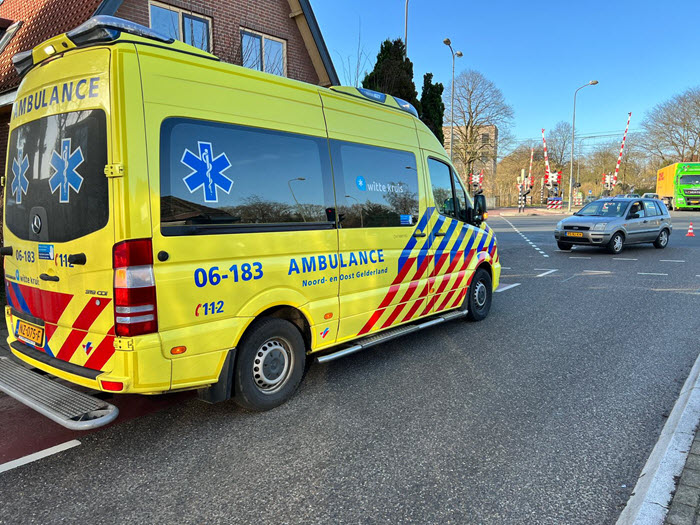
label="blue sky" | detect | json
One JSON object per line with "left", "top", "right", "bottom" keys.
{"left": 312, "top": 0, "right": 700, "bottom": 146}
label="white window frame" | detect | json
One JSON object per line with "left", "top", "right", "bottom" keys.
{"left": 149, "top": 1, "right": 213, "bottom": 53}
{"left": 240, "top": 28, "right": 287, "bottom": 77}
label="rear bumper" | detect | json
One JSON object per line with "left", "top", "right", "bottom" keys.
{"left": 554, "top": 230, "right": 611, "bottom": 245}
{"left": 5, "top": 305, "right": 172, "bottom": 394}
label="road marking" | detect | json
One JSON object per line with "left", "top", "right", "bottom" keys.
{"left": 501, "top": 267, "right": 512, "bottom": 270}
{"left": 660, "top": 260, "right": 685, "bottom": 263}
{"left": 0, "top": 440, "right": 81, "bottom": 474}
{"left": 569, "top": 256, "right": 591, "bottom": 259}
{"left": 584, "top": 270, "right": 611, "bottom": 274}
{"left": 495, "top": 283, "right": 521, "bottom": 293}
{"left": 562, "top": 275, "right": 578, "bottom": 282}
{"left": 613, "top": 258, "right": 638, "bottom": 261}
{"left": 638, "top": 272, "right": 668, "bottom": 276}
{"left": 500, "top": 216, "right": 548, "bottom": 258}
{"left": 535, "top": 269, "right": 558, "bottom": 277}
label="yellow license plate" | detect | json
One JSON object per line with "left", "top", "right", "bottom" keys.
{"left": 17, "top": 320, "right": 44, "bottom": 346}
{"left": 566, "top": 232, "right": 584, "bottom": 237}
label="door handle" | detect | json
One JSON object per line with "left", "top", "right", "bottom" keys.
{"left": 643, "top": 220, "right": 648, "bottom": 223}
{"left": 67, "top": 253, "right": 86, "bottom": 265}
{"left": 39, "top": 273, "right": 59, "bottom": 282}
{"left": 0, "top": 246, "right": 12, "bottom": 256}
{"left": 434, "top": 231, "right": 446, "bottom": 237}
{"left": 413, "top": 231, "right": 426, "bottom": 238}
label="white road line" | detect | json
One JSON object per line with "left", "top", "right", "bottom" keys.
{"left": 501, "top": 267, "right": 512, "bottom": 270}
{"left": 660, "top": 260, "right": 685, "bottom": 263}
{"left": 499, "top": 216, "right": 548, "bottom": 258}
{"left": 583, "top": 270, "right": 611, "bottom": 274}
{"left": 495, "top": 283, "right": 521, "bottom": 293}
{"left": 0, "top": 440, "right": 81, "bottom": 475}
{"left": 562, "top": 275, "right": 577, "bottom": 282}
{"left": 638, "top": 272, "right": 668, "bottom": 276}
{"left": 535, "top": 269, "right": 558, "bottom": 277}
{"left": 613, "top": 258, "right": 638, "bottom": 261}
{"left": 570, "top": 256, "right": 591, "bottom": 259}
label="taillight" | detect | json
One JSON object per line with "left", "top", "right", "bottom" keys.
{"left": 113, "top": 239, "right": 157, "bottom": 336}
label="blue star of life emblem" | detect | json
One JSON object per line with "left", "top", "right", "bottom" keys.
{"left": 181, "top": 142, "right": 233, "bottom": 203}
{"left": 49, "top": 138, "right": 84, "bottom": 203}
{"left": 11, "top": 146, "right": 29, "bottom": 204}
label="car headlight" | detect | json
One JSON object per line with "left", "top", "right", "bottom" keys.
{"left": 556, "top": 221, "right": 563, "bottom": 230}
{"left": 593, "top": 222, "right": 608, "bottom": 231}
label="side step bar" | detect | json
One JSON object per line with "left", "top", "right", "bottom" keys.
{"left": 0, "top": 356, "right": 118, "bottom": 431}
{"left": 317, "top": 309, "right": 468, "bottom": 363}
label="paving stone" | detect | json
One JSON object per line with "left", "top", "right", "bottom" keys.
{"left": 673, "top": 484, "right": 700, "bottom": 508}
{"left": 665, "top": 502, "right": 695, "bottom": 525}
{"left": 681, "top": 468, "right": 700, "bottom": 490}
{"left": 686, "top": 454, "right": 700, "bottom": 472}
{"left": 690, "top": 439, "right": 700, "bottom": 456}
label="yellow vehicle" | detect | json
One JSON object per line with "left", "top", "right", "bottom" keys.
{"left": 0, "top": 17, "right": 500, "bottom": 428}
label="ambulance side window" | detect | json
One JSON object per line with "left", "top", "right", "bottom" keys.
{"left": 159, "top": 118, "right": 335, "bottom": 235}
{"left": 428, "top": 158, "right": 456, "bottom": 219}
{"left": 330, "top": 140, "right": 419, "bottom": 228}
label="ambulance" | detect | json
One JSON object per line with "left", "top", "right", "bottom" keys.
{"left": 0, "top": 17, "right": 500, "bottom": 429}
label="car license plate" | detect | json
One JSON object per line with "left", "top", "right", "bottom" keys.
{"left": 566, "top": 231, "right": 584, "bottom": 237}
{"left": 16, "top": 320, "right": 44, "bottom": 346}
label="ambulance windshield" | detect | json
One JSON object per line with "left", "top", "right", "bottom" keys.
{"left": 5, "top": 110, "right": 108, "bottom": 243}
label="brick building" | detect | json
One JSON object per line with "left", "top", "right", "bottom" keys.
{"left": 0, "top": 0, "right": 338, "bottom": 177}
{"left": 443, "top": 124, "right": 499, "bottom": 184}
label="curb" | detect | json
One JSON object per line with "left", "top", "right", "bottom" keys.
{"left": 617, "top": 352, "right": 700, "bottom": 524}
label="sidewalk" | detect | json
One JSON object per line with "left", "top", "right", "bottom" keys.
{"left": 665, "top": 430, "right": 700, "bottom": 525}
{"left": 488, "top": 206, "right": 571, "bottom": 217}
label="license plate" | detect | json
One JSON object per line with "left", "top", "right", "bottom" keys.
{"left": 16, "top": 320, "right": 44, "bottom": 346}
{"left": 566, "top": 231, "right": 584, "bottom": 237}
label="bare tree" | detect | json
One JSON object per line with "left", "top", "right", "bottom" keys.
{"left": 640, "top": 86, "right": 700, "bottom": 165}
{"left": 546, "top": 121, "right": 572, "bottom": 170}
{"left": 336, "top": 19, "right": 371, "bottom": 87}
{"left": 445, "top": 70, "right": 514, "bottom": 177}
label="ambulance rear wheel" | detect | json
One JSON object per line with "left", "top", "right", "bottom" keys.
{"left": 233, "top": 318, "right": 306, "bottom": 411}
{"left": 465, "top": 267, "right": 492, "bottom": 322}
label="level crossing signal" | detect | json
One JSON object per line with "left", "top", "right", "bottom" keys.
{"left": 602, "top": 173, "right": 618, "bottom": 190}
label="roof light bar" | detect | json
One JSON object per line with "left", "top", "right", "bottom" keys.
{"left": 12, "top": 49, "right": 33, "bottom": 77}
{"left": 393, "top": 96, "right": 419, "bottom": 118}
{"left": 67, "top": 15, "right": 173, "bottom": 47}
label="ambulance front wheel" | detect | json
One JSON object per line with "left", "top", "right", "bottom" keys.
{"left": 233, "top": 318, "right": 306, "bottom": 411}
{"left": 465, "top": 267, "right": 492, "bottom": 322}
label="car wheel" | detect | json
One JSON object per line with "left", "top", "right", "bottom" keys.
{"left": 607, "top": 232, "right": 624, "bottom": 254}
{"left": 465, "top": 267, "right": 492, "bottom": 322}
{"left": 653, "top": 228, "right": 669, "bottom": 249}
{"left": 557, "top": 241, "right": 573, "bottom": 251}
{"left": 233, "top": 318, "right": 306, "bottom": 411}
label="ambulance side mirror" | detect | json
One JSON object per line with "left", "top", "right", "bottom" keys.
{"left": 472, "top": 194, "right": 487, "bottom": 225}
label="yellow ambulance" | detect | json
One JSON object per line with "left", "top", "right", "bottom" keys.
{"left": 0, "top": 17, "right": 500, "bottom": 428}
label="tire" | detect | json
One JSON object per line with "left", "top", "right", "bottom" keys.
{"left": 607, "top": 232, "right": 625, "bottom": 254}
{"left": 653, "top": 228, "right": 669, "bottom": 249}
{"left": 557, "top": 241, "right": 573, "bottom": 251}
{"left": 465, "top": 267, "right": 493, "bottom": 322}
{"left": 233, "top": 318, "right": 306, "bottom": 411}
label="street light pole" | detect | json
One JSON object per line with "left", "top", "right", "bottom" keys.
{"left": 443, "top": 38, "right": 462, "bottom": 162}
{"left": 404, "top": 0, "right": 409, "bottom": 58}
{"left": 568, "top": 80, "right": 598, "bottom": 212}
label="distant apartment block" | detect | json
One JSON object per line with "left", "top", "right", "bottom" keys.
{"left": 443, "top": 124, "right": 498, "bottom": 184}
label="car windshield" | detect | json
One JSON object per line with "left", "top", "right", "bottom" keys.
{"left": 575, "top": 200, "right": 627, "bottom": 217}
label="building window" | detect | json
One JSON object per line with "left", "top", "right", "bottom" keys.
{"left": 241, "top": 29, "right": 286, "bottom": 77}
{"left": 149, "top": 2, "right": 211, "bottom": 52}
{"left": 481, "top": 133, "right": 490, "bottom": 144}
{"left": 0, "top": 20, "right": 22, "bottom": 53}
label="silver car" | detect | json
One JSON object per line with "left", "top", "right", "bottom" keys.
{"left": 554, "top": 198, "right": 672, "bottom": 254}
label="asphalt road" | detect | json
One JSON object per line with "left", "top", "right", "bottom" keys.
{"left": 1, "top": 211, "right": 699, "bottom": 524}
